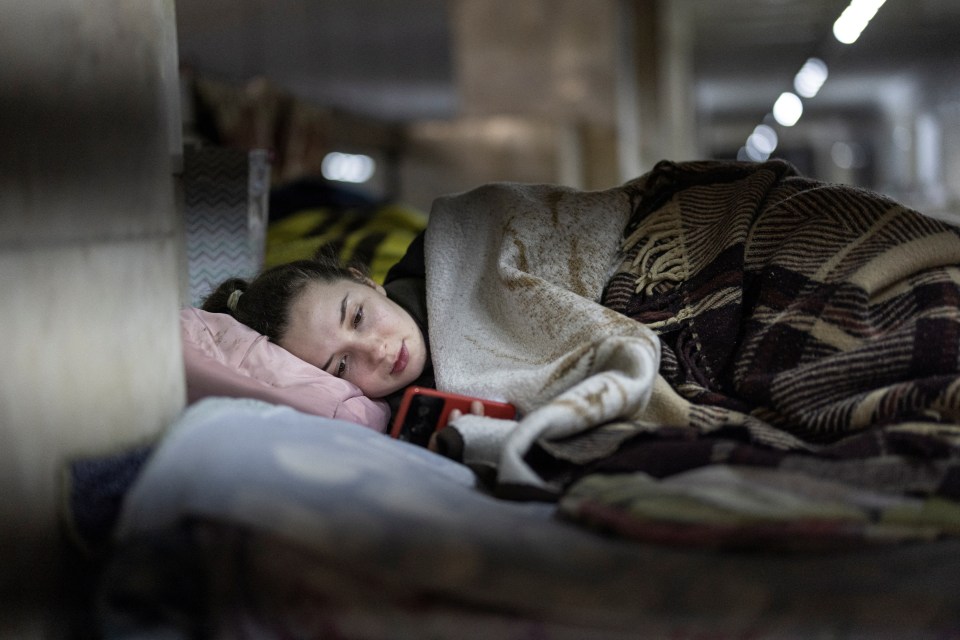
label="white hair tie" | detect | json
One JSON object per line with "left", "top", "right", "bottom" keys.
{"left": 227, "top": 289, "right": 243, "bottom": 312}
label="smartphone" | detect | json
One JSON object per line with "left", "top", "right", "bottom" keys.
{"left": 390, "top": 386, "right": 517, "bottom": 447}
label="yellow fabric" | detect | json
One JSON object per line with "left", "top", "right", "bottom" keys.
{"left": 264, "top": 204, "right": 427, "bottom": 284}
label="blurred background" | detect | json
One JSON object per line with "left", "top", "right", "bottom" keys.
{"left": 2, "top": 3, "right": 960, "bottom": 630}
{"left": 175, "top": 0, "right": 960, "bottom": 220}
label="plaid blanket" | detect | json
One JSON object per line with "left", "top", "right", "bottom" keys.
{"left": 548, "top": 159, "right": 960, "bottom": 547}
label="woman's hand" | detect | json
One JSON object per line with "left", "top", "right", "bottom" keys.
{"left": 447, "top": 399, "right": 485, "bottom": 423}
{"left": 428, "top": 400, "right": 485, "bottom": 452}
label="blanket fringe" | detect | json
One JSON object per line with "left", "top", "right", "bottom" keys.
{"left": 644, "top": 306, "right": 693, "bottom": 330}
{"left": 623, "top": 211, "right": 687, "bottom": 296}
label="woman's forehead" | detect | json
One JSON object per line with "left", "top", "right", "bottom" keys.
{"left": 281, "top": 280, "right": 352, "bottom": 357}
{"left": 296, "top": 278, "right": 352, "bottom": 316}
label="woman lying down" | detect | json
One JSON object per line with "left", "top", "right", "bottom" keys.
{"left": 204, "top": 159, "right": 960, "bottom": 544}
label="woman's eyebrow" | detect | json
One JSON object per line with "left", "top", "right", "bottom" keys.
{"left": 339, "top": 293, "right": 348, "bottom": 328}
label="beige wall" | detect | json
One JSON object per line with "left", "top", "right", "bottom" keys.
{"left": 0, "top": 1, "right": 185, "bottom": 633}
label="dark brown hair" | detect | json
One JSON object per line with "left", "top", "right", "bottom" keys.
{"left": 201, "top": 252, "right": 367, "bottom": 342}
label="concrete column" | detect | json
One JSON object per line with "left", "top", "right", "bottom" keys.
{"left": 448, "top": 0, "right": 624, "bottom": 189}
{"left": 655, "top": 0, "right": 698, "bottom": 162}
{"left": 442, "top": 0, "right": 698, "bottom": 193}
{"left": 452, "top": 0, "right": 619, "bottom": 125}
{"left": 0, "top": 1, "right": 185, "bottom": 633}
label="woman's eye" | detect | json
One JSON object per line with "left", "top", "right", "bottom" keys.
{"left": 336, "top": 357, "right": 347, "bottom": 377}
{"left": 353, "top": 306, "right": 363, "bottom": 328}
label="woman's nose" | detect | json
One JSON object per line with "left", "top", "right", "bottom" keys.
{"left": 353, "top": 334, "right": 385, "bottom": 363}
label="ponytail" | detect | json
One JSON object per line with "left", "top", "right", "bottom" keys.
{"left": 202, "top": 278, "right": 248, "bottom": 316}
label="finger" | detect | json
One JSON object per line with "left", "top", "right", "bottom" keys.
{"left": 449, "top": 408, "right": 463, "bottom": 421}
{"left": 470, "top": 400, "right": 484, "bottom": 416}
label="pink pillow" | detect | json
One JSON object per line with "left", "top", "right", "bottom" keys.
{"left": 180, "top": 308, "right": 389, "bottom": 432}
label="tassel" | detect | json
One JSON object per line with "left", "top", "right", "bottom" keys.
{"left": 621, "top": 211, "right": 687, "bottom": 297}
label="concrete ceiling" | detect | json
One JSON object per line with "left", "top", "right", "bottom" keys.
{"left": 175, "top": 0, "right": 456, "bottom": 121}
{"left": 690, "top": 0, "right": 960, "bottom": 120}
{"left": 175, "top": 0, "right": 960, "bottom": 123}
{"left": 691, "top": 0, "right": 960, "bottom": 77}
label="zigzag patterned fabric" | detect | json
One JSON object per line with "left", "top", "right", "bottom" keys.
{"left": 184, "top": 146, "right": 270, "bottom": 306}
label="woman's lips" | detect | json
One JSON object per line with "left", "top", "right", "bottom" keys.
{"left": 391, "top": 342, "right": 408, "bottom": 375}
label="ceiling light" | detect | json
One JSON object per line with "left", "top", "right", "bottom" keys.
{"left": 831, "top": 141, "right": 867, "bottom": 169}
{"left": 831, "top": 142, "right": 855, "bottom": 169}
{"left": 743, "top": 140, "right": 770, "bottom": 162}
{"left": 833, "top": 0, "right": 887, "bottom": 44}
{"left": 794, "top": 58, "right": 828, "bottom": 98}
{"left": 772, "top": 92, "right": 803, "bottom": 127}
{"left": 321, "top": 152, "right": 376, "bottom": 184}
{"left": 748, "top": 124, "right": 779, "bottom": 155}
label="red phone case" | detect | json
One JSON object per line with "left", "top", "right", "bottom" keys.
{"left": 389, "top": 386, "right": 516, "bottom": 439}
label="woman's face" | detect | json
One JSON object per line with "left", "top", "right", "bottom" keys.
{"left": 280, "top": 276, "right": 427, "bottom": 398}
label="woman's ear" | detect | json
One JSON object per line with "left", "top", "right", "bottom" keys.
{"left": 349, "top": 267, "right": 386, "bottom": 295}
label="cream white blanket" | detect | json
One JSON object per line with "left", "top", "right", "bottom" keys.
{"left": 424, "top": 181, "right": 660, "bottom": 492}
